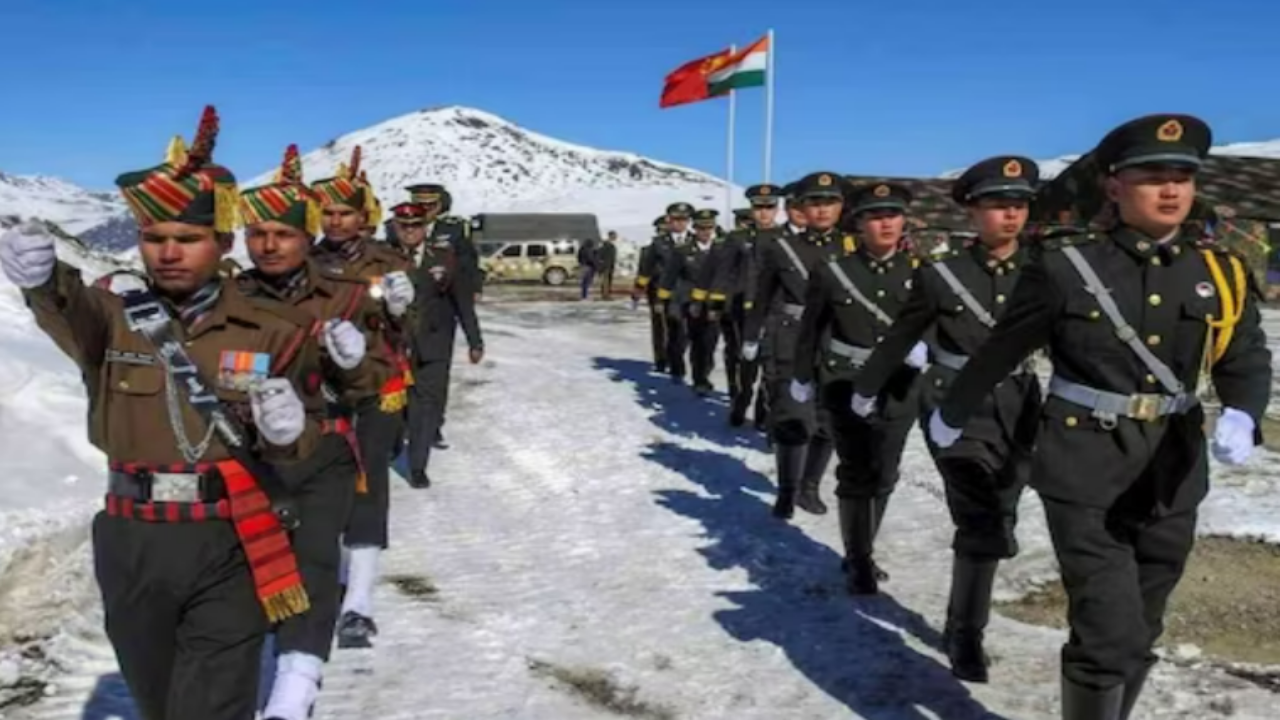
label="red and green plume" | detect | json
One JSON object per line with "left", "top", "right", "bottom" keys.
{"left": 239, "top": 144, "right": 322, "bottom": 237}
{"left": 115, "top": 105, "right": 239, "bottom": 233}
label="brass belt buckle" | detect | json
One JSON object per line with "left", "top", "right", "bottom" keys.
{"left": 1127, "top": 393, "right": 1162, "bottom": 422}
{"left": 150, "top": 473, "right": 202, "bottom": 503}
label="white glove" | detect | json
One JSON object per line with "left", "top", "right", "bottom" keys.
{"left": 928, "top": 409, "right": 963, "bottom": 449}
{"left": 851, "top": 393, "right": 877, "bottom": 418}
{"left": 742, "top": 341, "right": 760, "bottom": 362}
{"left": 250, "top": 378, "right": 306, "bottom": 447}
{"left": 0, "top": 221, "right": 58, "bottom": 289}
{"left": 382, "top": 271, "right": 415, "bottom": 317}
{"left": 629, "top": 296, "right": 640, "bottom": 311}
{"left": 905, "top": 341, "right": 929, "bottom": 369}
{"left": 1212, "top": 407, "right": 1256, "bottom": 466}
{"left": 322, "top": 319, "right": 366, "bottom": 370}
{"left": 789, "top": 379, "right": 814, "bottom": 404}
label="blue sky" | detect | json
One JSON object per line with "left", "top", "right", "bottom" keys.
{"left": 2, "top": 0, "right": 1279, "bottom": 190}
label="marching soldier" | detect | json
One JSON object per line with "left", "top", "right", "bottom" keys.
{"left": 792, "top": 180, "right": 926, "bottom": 595}
{"left": 310, "top": 148, "right": 417, "bottom": 649}
{"left": 633, "top": 214, "right": 674, "bottom": 372}
{"left": 648, "top": 202, "right": 695, "bottom": 380}
{"left": 659, "top": 208, "right": 721, "bottom": 394}
{"left": 852, "top": 156, "right": 1043, "bottom": 681}
{"left": 237, "top": 144, "right": 396, "bottom": 719}
{"left": 932, "top": 114, "right": 1271, "bottom": 719}
{"left": 744, "top": 175, "right": 842, "bottom": 518}
{"left": 0, "top": 106, "right": 318, "bottom": 720}
{"left": 390, "top": 201, "right": 484, "bottom": 489}
{"left": 732, "top": 207, "right": 754, "bottom": 231}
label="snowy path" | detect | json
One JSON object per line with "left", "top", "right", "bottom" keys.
{"left": 8, "top": 301, "right": 1280, "bottom": 719}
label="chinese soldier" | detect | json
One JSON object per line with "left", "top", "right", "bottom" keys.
{"left": 852, "top": 156, "right": 1043, "bottom": 681}
{"left": 732, "top": 207, "right": 754, "bottom": 231}
{"left": 931, "top": 114, "right": 1271, "bottom": 719}
{"left": 744, "top": 175, "right": 842, "bottom": 518}
{"left": 793, "top": 180, "right": 925, "bottom": 595}
{"left": 632, "top": 214, "right": 674, "bottom": 372}
{"left": 660, "top": 208, "right": 722, "bottom": 394}
{"left": 648, "top": 202, "right": 695, "bottom": 380}
{"left": 391, "top": 201, "right": 484, "bottom": 489}
{"left": 0, "top": 106, "right": 318, "bottom": 720}
{"left": 310, "top": 148, "right": 417, "bottom": 649}
{"left": 237, "top": 144, "right": 396, "bottom": 719}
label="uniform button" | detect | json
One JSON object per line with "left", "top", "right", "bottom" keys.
{"left": 118, "top": 380, "right": 129, "bottom": 390}
{"left": 1148, "top": 294, "right": 1162, "bottom": 306}
{"left": 1088, "top": 310, "right": 1101, "bottom": 320}
{"left": 996, "top": 294, "right": 1006, "bottom": 304}
{"left": 876, "top": 267, "right": 885, "bottom": 274}
{"left": 876, "top": 289, "right": 886, "bottom": 298}
{"left": 1150, "top": 257, "right": 1162, "bottom": 266}
{"left": 1136, "top": 241, "right": 1151, "bottom": 252}
{"left": 1146, "top": 334, "right": 1161, "bottom": 346}
{"left": 1146, "top": 374, "right": 1157, "bottom": 384}
{"left": 956, "top": 305, "right": 965, "bottom": 313}
{"left": 1171, "top": 245, "right": 1182, "bottom": 256}
{"left": 996, "top": 268, "right": 1005, "bottom": 276}
{"left": 875, "top": 335, "right": 884, "bottom": 343}
{"left": 935, "top": 378, "right": 944, "bottom": 387}
{"left": 1065, "top": 416, "right": 1078, "bottom": 427}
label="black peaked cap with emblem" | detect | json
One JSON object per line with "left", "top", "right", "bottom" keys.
{"left": 1094, "top": 114, "right": 1211, "bottom": 175}
{"left": 653, "top": 215, "right": 669, "bottom": 229}
{"left": 795, "top": 171, "right": 846, "bottom": 201}
{"left": 848, "top": 182, "right": 912, "bottom": 216}
{"left": 733, "top": 207, "right": 753, "bottom": 219}
{"left": 692, "top": 208, "right": 719, "bottom": 227}
{"left": 745, "top": 183, "right": 782, "bottom": 206}
{"left": 952, "top": 155, "right": 1039, "bottom": 204}
{"left": 666, "top": 202, "right": 694, "bottom": 218}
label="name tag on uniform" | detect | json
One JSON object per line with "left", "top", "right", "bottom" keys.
{"left": 106, "top": 349, "right": 156, "bottom": 366}
{"left": 218, "top": 351, "right": 271, "bottom": 392}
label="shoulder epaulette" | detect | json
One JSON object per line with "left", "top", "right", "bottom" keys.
{"left": 1040, "top": 231, "right": 1101, "bottom": 252}
{"left": 842, "top": 235, "right": 856, "bottom": 255}
{"left": 922, "top": 248, "right": 962, "bottom": 267}
{"left": 243, "top": 293, "right": 316, "bottom": 330}
{"left": 318, "top": 265, "right": 371, "bottom": 286}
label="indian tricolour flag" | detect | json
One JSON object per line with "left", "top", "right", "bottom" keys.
{"left": 707, "top": 35, "right": 769, "bottom": 95}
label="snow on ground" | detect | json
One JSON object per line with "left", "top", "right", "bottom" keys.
{"left": 3, "top": 299, "right": 1278, "bottom": 719}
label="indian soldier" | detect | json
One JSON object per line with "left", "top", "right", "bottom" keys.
{"left": 310, "top": 147, "right": 417, "bottom": 649}
{"left": 744, "top": 175, "right": 842, "bottom": 518}
{"left": 598, "top": 230, "right": 619, "bottom": 300}
{"left": 632, "top": 214, "right": 674, "bottom": 372}
{"left": 792, "top": 180, "right": 926, "bottom": 595}
{"left": 391, "top": 201, "right": 485, "bottom": 488}
{"left": 851, "top": 156, "right": 1043, "bottom": 681}
{"left": 660, "top": 208, "right": 721, "bottom": 394}
{"left": 931, "top": 114, "right": 1271, "bottom": 719}
{"left": 237, "top": 144, "right": 395, "bottom": 719}
{"left": 649, "top": 203, "right": 695, "bottom": 380}
{"left": 0, "top": 105, "right": 318, "bottom": 720}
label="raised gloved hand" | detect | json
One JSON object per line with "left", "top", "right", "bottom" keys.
{"left": 322, "top": 319, "right": 366, "bottom": 370}
{"left": 251, "top": 378, "right": 306, "bottom": 447}
{"left": 0, "top": 220, "right": 57, "bottom": 289}
{"left": 789, "top": 379, "right": 814, "bottom": 404}
{"left": 928, "top": 409, "right": 962, "bottom": 449}
{"left": 742, "top": 341, "right": 760, "bottom": 362}
{"left": 905, "top": 341, "right": 929, "bottom": 369}
{"left": 851, "top": 393, "right": 877, "bottom": 418}
{"left": 382, "top": 271, "right": 415, "bottom": 317}
{"left": 1212, "top": 407, "right": 1256, "bottom": 466}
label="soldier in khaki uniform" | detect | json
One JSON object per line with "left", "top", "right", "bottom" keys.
{"left": 310, "top": 146, "right": 417, "bottom": 648}
{"left": 0, "top": 106, "right": 319, "bottom": 720}
{"left": 237, "top": 144, "right": 396, "bottom": 720}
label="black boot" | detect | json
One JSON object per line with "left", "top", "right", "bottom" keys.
{"left": 838, "top": 498, "right": 879, "bottom": 595}
{"left": 408, "top": 470, "right": 431, "bottom": 489}
{"left": 871, "top": 494, "right": 892, "bottom": 582}
{"left": 795, "top": 436, "right": 833, "bottom": 515}
{"left": 944, "top": 556, "right": 998, "bottom": 682}
{"left": 1061, "top": 675, "right": 1123, "bottom": 720}
{"left": 1120, "top": 663, "right": 1153, "bottom": 720}
{"left": 772, "top": 443, "right": 806, "bottom": 519}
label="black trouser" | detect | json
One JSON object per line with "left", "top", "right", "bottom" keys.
{"left": 762, "top": 313, "right": 813, "bottom": 444}
{"left": 275, "top": 434, "right": 356, "bottom": 660}
{"left": 647, "top": 288, "right": 667, "bottom": 368}
{"left": 936, "top": 456, "right": 1027, "bottom": 560}
{"left": 688, "top": 309, "right": 719, "bottom": 388}
{"left": 664, "top": 303, "right": 689, "bottom": 379}
{"left": 408, "top": 358, "right": 451, "bottom": 475}
{"left": 436, "top": 325, "right": 457, "bottom": 433}
{"left": 1044, "top": 497, "right": 1196, "bottom": 689}
{"left": 600, "top": 268, "right": 614, "bottom": 299}
{"left": 345, "top": 403, "right": 402, "bottom": 549}
{"left": 93, "top": 513, "right": 268, "bottom": 720}
{"left": 824, "top": 379, "right": 917, "bottom": 500}
{"left": 718, "top": 301, "right": 743, "bottom": 401}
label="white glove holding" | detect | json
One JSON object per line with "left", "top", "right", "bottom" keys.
{"left": 928, "top": 409, "right": 963, "bottom": 449}
{"left": 851, "top": 393, "right": 877, "bottom": 418}
{"left": 382, "top": 271, "right": 415, "bottom": 317}
{"left": 1212, "top": 407, "right": 1256, "bottom": 466}
{"left": 905, "top": 341, "right": 930, "bottom": 369}
{"left": 789, "top": 379, "right": 814, "bottom": 404}
{"left": 0, "top": 220, "right": 58, "bottom": 289}
{"left": 742, "top": 341, "right": 760, "bottom": 362}
{"left": 322, "top": 319, "right": 366, "bottom": 370}
{"left": 250, "top": 378, "right": 306, "bottom": 447}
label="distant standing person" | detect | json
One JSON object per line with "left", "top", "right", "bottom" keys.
{"left": 598, "top": 231, "right": 619, "bottom": 299}
{"left": 578, "top": 237, "right": 600, "bottom": 300}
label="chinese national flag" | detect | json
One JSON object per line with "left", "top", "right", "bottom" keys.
{"left": 659, "top": 48, "right": 734, "bottom": 108}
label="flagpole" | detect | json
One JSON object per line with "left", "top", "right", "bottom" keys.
{"left": 764, "top": 28, "right": 775, "bottom": 183}
{"left": 726, "top": 44, "right": 737, "bottom": 219}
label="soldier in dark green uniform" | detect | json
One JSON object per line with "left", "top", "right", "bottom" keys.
{"left": 732, "top": 208, "right": 753, "bottom": 231}
{"left": 647, "top": 203, "right": 694, "bottom": 380}
{"left": 660, "top": 208, "right": 721, "bottom": 394}
{"left": 744, "top": 175, "right": 844, "bottom": 518}
{"left": 853, "top": 156, "right": 1043, "bottom": 681}
{"left": 932, "top": 114, "right": 1271, "bottom": 719}
{"left": 632, "top": 215, "right": 672, "bottom": 372}
{"left": 792, "top": 180, "right": 924, "bottom": 594}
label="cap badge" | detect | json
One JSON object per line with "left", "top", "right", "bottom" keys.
{"left": 818, "top": 174, "right": 833, "bottom": 186}
{"left": 759, "top": 186, "right": 771, "bottom": 196}
{"left": 873, "top": 184, "right": 890, "bottom": 198}
{"left": 1002, "top": 159, "right": 1022, "bottom": 178}
{"left": 1157, "top": 119, "right": 1184, "bottom": 142}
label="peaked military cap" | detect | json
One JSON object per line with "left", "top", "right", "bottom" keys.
{"left": 666, "top": 202, "right": 695, "bottom": 218}
{"left": 239, "top": 143, "right": 322, "bottom": 236}
{"left": 745, "top": 184, "right": 783, "bottom": 206}
{"left": 848, "top": 182, "right": 912, "bottom": 216}
{"left": 794, "top": 172, "right": 846, "bottom": 201}
{"left": 692, "top": 208, "right": 720, "bottom": 227}
{"left": 951, "top": 155, "right": 1039, "bottom": 204}
{"left": 311, "top": 145, "right": 377, "bottom": 216}
{"left": 652, "top": 215, "right": 669, "bottom": 229}
{"left": 115, "top": 105, "right": 239, "bottom": 233}
{"left": 391, "top": 202, "right": 428, "bottom": 224}
{"left": 733, "top": 207, "right": 753, "bottom": 219}
{"left": 405, "top": 183, "right": 447, "bottom": 205}
{"left": 1094, "top": 114, "right": 1211, "bottom": 175}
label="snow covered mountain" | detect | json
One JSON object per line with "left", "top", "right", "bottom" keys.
{"left": 0, "top": 172, "right": 127, "bottom": 236}
{"left": 943, "top": 138, "right": 1280, "bottom": 180}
